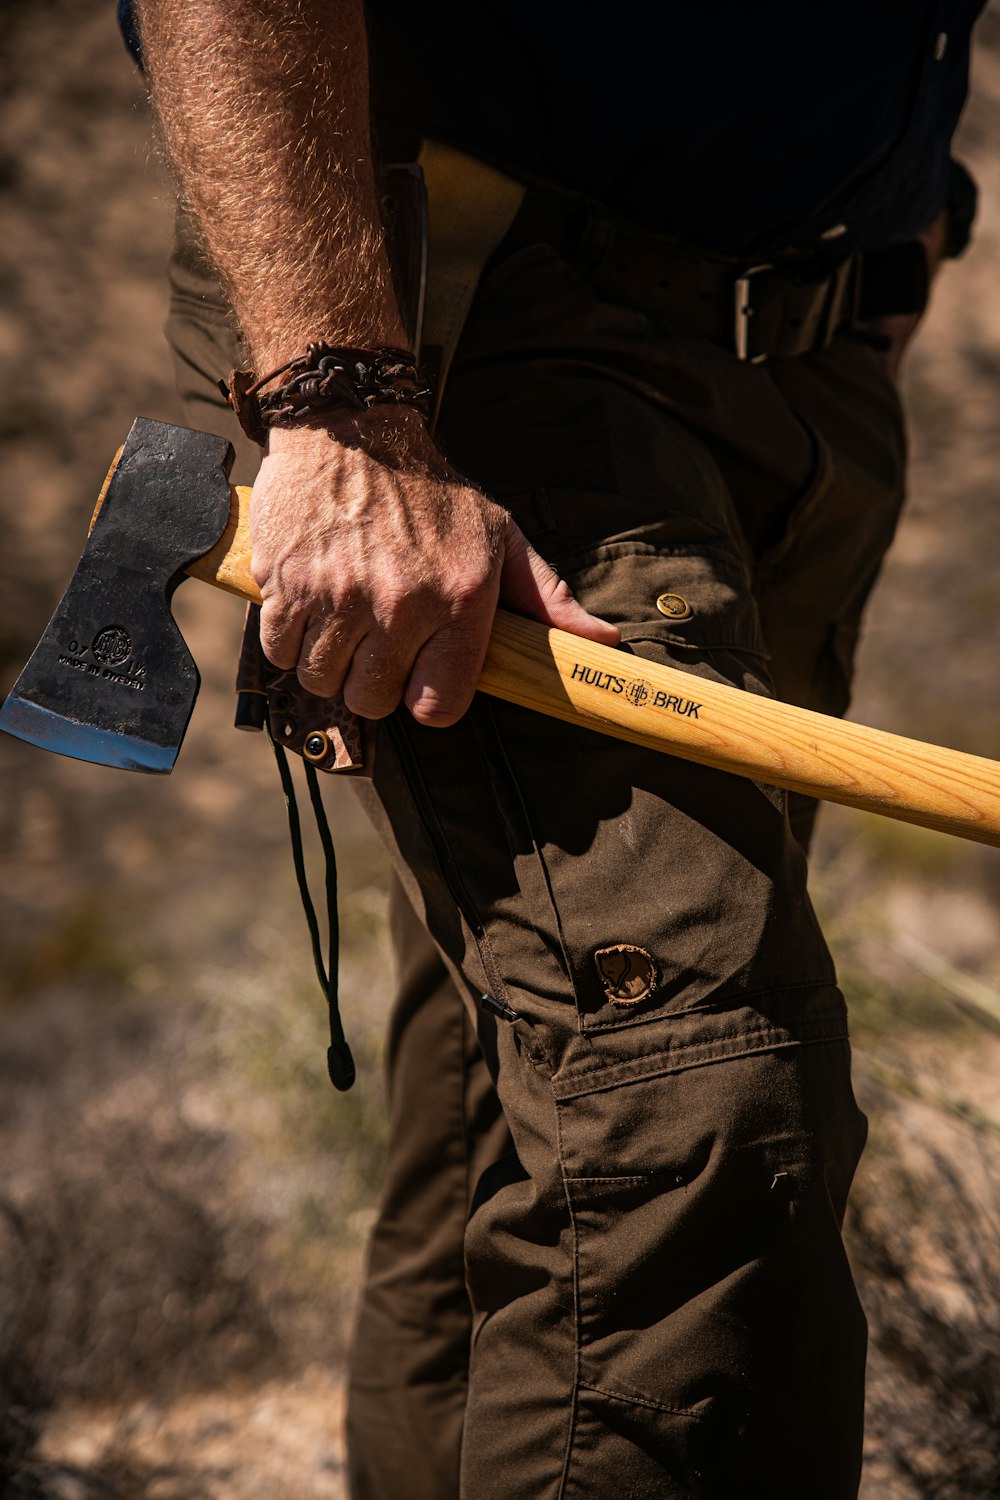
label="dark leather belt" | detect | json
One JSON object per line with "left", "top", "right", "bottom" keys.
{"left": 497, "top": 187, "right": 863, "bottom": 364}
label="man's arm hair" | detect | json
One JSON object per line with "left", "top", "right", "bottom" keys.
{"left": 136, "top": 0, "right": 408, "bottom": 368}
{"left": 134, "top": 0, "right": 619, "bottom": 725}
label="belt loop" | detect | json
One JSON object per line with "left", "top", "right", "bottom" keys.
{"left": 815, "top": 256, "right": 855, "bottom": 353}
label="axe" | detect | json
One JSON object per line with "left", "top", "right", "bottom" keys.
{"left": 4, "top": 416, "right": 1000, "bottom": 849}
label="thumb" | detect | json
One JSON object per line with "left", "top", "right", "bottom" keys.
{"left": 500, "top": 523, "right": 621, "bottom": 646}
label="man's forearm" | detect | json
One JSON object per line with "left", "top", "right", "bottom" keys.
{"left": 137, "top": 0, "right": 407, "bottom": 367}
{"left": 135, "top": 0, "right": 618, "bottom": 724}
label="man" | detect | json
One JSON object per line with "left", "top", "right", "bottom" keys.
{"left": 130, "top": 3, "right": 981, "bottom": 1495}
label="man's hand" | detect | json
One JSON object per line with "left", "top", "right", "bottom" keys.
{"left": 252, "top": 409, "right": 620, "bottom": 726}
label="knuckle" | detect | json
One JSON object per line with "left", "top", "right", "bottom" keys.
{"left": 342, "top": 634, "right": 409, "bottom": 719}
{"left": 373, "top": 584, "right": 415, "bottom": 632}
{"left": 263, "top": 644, "right": 298, "bottom": 671}
{"left": 414, "top": 709, "right": 460, "bottom": 729}
{"left": 258, "top": 623, "right": 298, "bottom": 670}
{"left": 405, "top": 635, "right": 480, "bottom": 728}
{"left": 450, "top": 578, "right": 481, "bottom": 608}
{"left": 296, "top": 663, "right": 341, "bottom": 697}
{"left": 546, "top": 575, "right": 576, "bottom": 607}
{"left": 408, "top": 689, "right": 467, "bottom": 729}
{"left": 301, "top": 633, "right": 345, "bottom": 677}
{"left": 319, "top": 615, "right": 353, "bottom": 654}
{"left": 436, "top": 627, "right": 477, "bottom": 665}
{"left": 423, "top": 707, "right": 463, "bottom": 728}
{"left": 447, "top": 572, "right": 493, "bottom": 615}
{"left": 331, "top": 581, "right": 362, "bottom": 619}
{"left": 343, "top": 684, "right": 400, "bottom": 720}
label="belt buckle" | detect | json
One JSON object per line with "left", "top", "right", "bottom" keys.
{"left": 734, "top": 263, "right": 774, "bottom": 363}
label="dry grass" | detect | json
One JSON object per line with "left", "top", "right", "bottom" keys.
{"left": 851, "top": 1096, "right": 1000, "bottom": 1499}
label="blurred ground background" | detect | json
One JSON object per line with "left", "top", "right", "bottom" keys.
{"left": 1, "top": 3, "right": 999, "bottom": 1496}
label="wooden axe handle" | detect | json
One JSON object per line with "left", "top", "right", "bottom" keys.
{"left": 166, "top": 481, "right": 1000, "bottom": 847}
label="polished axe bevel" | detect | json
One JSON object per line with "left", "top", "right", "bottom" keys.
{"left": 0, "top": 418, "right": 234, "bottom": 772}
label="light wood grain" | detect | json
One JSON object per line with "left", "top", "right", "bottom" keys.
{"left": 90, "top": 447, "right": 124, "bottom": 530}
{"left": 187, "top": 485, "right": 259, "bottom": 600}
{"left": 155, "top": 481, "right": 1000, "bottom": 847}
{"left": 480, "top": 614, "right": 1000, "bottom": 847}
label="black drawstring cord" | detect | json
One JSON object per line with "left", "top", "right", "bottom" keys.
{"left": 268, "top": 727, "right": 356, "bottom": 1092}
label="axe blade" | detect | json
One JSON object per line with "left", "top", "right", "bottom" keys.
{"left": 0, "top": 418, "right": 234, "bottom": 774}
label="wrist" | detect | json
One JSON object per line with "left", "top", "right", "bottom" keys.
{"left": 265, "top": 400, "right": 425, "bottom": 450}
{"left": 224, "top": 341, "right": 430, "bottom": 447}
{"left": 264, "top": 401, "right": 458, "bottom": 481}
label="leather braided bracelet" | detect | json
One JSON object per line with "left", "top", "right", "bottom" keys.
{"left": 221, "top": 341, "right": 432, "bottom": 445}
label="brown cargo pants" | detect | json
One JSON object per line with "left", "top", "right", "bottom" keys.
{"left": 167, "top": 196, "right": 907, "bottom": 1499}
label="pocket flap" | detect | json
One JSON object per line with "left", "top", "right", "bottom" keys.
{"left": 564, "top": 538, "right": 767, "bottom": 658}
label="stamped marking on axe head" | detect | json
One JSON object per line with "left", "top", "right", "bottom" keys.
{"left": 0, "top": 417, "right": 234, "bottom": 773}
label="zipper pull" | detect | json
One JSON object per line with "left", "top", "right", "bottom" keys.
{"left": 480, "top": 992, "right": 520, "bottom": 1022}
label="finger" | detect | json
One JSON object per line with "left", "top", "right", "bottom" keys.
{"left": 404, "top": 611, "right": 493, "bottom": 728}
{"left": 341, "top": 625, "right": 427, "bottom": 720}
{"left": 258, "top": 595, "right": 308, "bottom": 671}
{"left": 500, "top": 525, "right": 621, "bottom": 644}
{"left": 295, "top": 612, "right": 366, "bottom": 697}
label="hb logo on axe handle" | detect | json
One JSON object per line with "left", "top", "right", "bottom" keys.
{"left": 4, "top": 416, "right": 1000, "bottom": 850}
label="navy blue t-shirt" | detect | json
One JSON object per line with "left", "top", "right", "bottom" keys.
{"left": 367, "top": 1, "right": 984, "bottom": 254}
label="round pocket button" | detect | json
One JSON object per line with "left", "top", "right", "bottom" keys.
{"left": 656, "top": 592, "right": 693, "bottom": 621}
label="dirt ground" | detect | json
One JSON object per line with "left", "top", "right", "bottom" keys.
{"left": 1, "top": 4, "right": 999, "bottom": 1497}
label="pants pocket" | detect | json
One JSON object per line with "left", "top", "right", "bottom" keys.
{"left": 482, "top": 522, "right": 835, "bottom": 1031}
{"left": 558, "top": 1037, "right": 868, "bottom": 1497}
{"left": 558, "top": 524, "right": 772, "bottom": 699}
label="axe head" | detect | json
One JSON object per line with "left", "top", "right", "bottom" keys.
{"left": 0, "top": 418, "right": 234, "bottom": 773}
